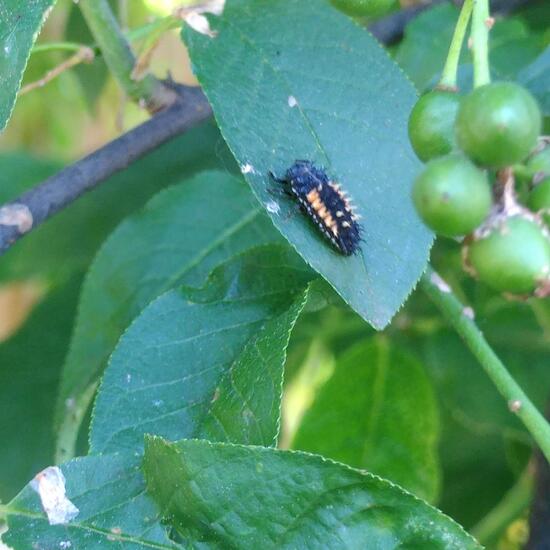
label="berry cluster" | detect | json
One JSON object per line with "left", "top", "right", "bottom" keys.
{"left": 409, "top": 82, "right": 550, "bottom": 297}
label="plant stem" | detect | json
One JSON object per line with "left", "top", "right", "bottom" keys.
{"left": 421, "top": 266, "right": 550, "bottom": 463}
{"left": 32, "top": 42, "right": 89, "bottom": 55}
{"left": 126, "top": 16, "right": 182, "bottom": 43}
{"left": 470, "top": 0, "right": 491, "bottom": 87}
{"left": 439, "top": 0, "right": 474, "bottom": 90}
{"left": 471, "top": 467, "right": 533, "bottom": 545}
{"left": 78, "top": 0, "right": 175, "bottom": 112}
{"left": 19, "top": 47, "right": 95, "bottom": 96}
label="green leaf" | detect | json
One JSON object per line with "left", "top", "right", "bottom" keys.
{"left": 3, "top": 453, "right": 178, "bottom": 549}
{"left": 487, "top": 19, "right": 544, "bottom": 81}
{"left": 0, "top": 0, "right": 55, "bottom": 130}
{"left": 183, "top": 0, "right": 431, "bottom": 330}
{"left": 292, "top": 338, "right": 440, "bottom": 503}
{"left": 143, "top": 437, "right": 481, "bottom": 549}
{"left": 55, "top": 170, "right": 283, "bottom": 459}
{"left": 518, "top": 46, "right": 550, "bottom": 116}
{"left": 0, "top": 275, "right": 81, "bottom": 502}
{"left": 90, "top": 245, "right": 312, "bottom": 454}
{"left": 394, "top": 3, "right": 458, "bottom": 91}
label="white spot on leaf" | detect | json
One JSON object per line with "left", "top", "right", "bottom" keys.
{"left": 31, "top": 467, "right": 79, "bottom": 525}
{"left": 265, "top": 200, "right": 280, "bottom": 215}
{"left": 288, "top": 95, "right": 298, "bottom": 108}
{"left": 240, "top": 163, "right": 255, "bottom": 174}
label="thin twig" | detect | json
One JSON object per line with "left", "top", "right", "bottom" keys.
{"left": 421, "top": 267, "right": 550, "bottom": 463}
{"left": 18, "top": 47, "right": 95, "bottom": 96}
{"left": 0, "top": 85, "right": 211, "bottom": 255}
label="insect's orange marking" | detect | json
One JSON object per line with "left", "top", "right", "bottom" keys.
{"left": 306, "top": 188, "right": 340, "bottom": 236}
{"left": 306, "top": 189, "right": 319, "bottom": 203}
{"left": 311, "top": 199, "right": 322, "bottom": 210}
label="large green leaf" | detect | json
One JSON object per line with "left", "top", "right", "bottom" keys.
{"left": 0, "top": 275, "right": 81, "bottom": 502}
{"left": 3, "top": 453, "right": 178, "bottom": 549}
{"left": 394, "top": 3, "right": 459, "bottom": 91}
{"left": 56, "top": 171, "right": 283, "bottom": 460}
{"left": 183, "top": 0, "right": 431, "bottom": 330}
{"left": 90, "top": 245, "right": 312, "bottom": 454}
{"left": 292, "top": 338, "right": 440, "bottom": 503}
{"left": 0, "top": 0, "right": 55, "bottom": 130}
{"left": 143, "top": 437, "right": 481, "bottom": 549}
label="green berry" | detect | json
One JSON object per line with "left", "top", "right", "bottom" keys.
{"left": 330, "top": 0, "right": 397, "bottom": 18}
{"left": 455, "top": 82, "right": 542, "bottom": 168}
{"left": 528, "top": 176, "right": 550, "bottom": 223}
{"left": 412, "top": 154, "right": 492, "bottom": 237}
{"left": 408, "top": 90, "right": 461, "bottom": 162}
{"left": 467, "top": 216, "right": 550, "bottom": 294}
{"left": 527, "top": 146, "right": 550, "bottom": 179}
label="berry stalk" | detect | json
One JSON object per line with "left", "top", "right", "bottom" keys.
{"left": 439, "top": 0, "right": 474, "bottom": 90}
{"left": 471, "top": 0, "right": 491, "bottom": 88}
{"left": 421, "top": 266, "right": 550, "bottom": 463}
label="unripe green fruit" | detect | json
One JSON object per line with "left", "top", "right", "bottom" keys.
{"left": 408, "top": 90, "right": 461, "bottom": 162}
{"left": 455, "top": 82, "right": 542, "bottom": 168}
{"left": 412, "top": 154, "right": 492, "bottom": 237}
{"left": 527, "top": 146, "right": 550, "bottom": 179}
{"left": 467, "top": 216, "right": 550, "bottom": 294}
{"left": 528, "top": 177, "right": 550, "bottom": 223}
{"left": 330, "top": 0, "right": 397, "bottom": 18}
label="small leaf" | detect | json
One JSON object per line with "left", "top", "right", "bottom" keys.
{"left": 3, "top": 453, "right": 178, "bottom": 549}
{"left": 0, "top": 0, "right": 55, "bottom": 130}
{"left": 90, "top": 245, "right": 313, "bottom": 454}
{"left": 143, "top": 437, "right": 481, "bottom": 549}
{"left": 518, "top": 46, "right": 550, "bottom": 116}
{"left": 184, "top": 0, "right": 432, "bottom": 330}
{"left": 293, "top": 338, "right": 441, "bottom": 502}
{"left": 56, "top": 171, "right": 283, "bottom": 457}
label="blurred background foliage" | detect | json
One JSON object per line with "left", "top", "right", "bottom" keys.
{"left": 0, "top": 0, "right": 548, "bottom": 548}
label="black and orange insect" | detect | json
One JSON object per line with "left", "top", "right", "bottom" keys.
{"left": 270, "top": 160, "right": 362, "bottom": 256}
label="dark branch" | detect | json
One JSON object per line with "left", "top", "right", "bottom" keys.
{"left": 368, "top": 0, "right": 532, "bottom": 45}
{"left": 0, "top": 85, "right": 211, "bottom": 255}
